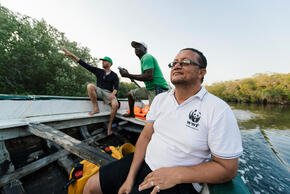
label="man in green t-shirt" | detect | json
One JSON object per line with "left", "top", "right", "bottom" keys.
{"left": 119, "top": 41, "right": 169, "bottom": 117}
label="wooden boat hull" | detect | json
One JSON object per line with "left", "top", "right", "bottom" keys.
{"left": 0, "top": 94, "right": 249, "bottom": 194}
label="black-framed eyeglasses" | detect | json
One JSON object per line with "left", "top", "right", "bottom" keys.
{"left": 168, "top": 59, "right": 201, "bottom": 68}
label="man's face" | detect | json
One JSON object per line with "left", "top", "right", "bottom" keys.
{"left": 134, "top": 44, "right": 146, "bottom": 56}
{"left": 102, "top": 60, "right": 111, "bottom": 69}
{"left": 170, "top": 50, "right": 206, "bottom": 85}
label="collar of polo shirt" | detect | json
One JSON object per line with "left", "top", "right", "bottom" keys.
{"left": 169, "top": 86, "right": 207, "bottom": 101}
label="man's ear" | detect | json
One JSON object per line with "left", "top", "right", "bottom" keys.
{"left": 200, "top": 69, "right": 206, "bottom": 76}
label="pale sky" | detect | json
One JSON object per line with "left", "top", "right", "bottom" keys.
{"left": 1, "top": 0, "right": 290, "bottom": 85}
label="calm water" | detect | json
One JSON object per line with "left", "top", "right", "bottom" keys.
{"left": 230, "top": 103, "right": 290, "bottom": 194}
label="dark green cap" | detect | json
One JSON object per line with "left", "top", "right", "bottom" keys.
{"left": 100, "top": 56, "right": 113, "bottom": 64}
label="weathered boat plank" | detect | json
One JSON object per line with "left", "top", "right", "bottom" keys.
{"left": 0, "top": 127, "right": 30, "bottom": 141}
{"left": 26, "top": 112, "right": 110, "bottom": 125}
{"left": 0, "top": 141, "right": 26, "bottom": 192}
{"left": 116, "top": 114, "right": 145, "bottom": 126}
{"left": 1, "top": 180, "right": 25, "bottom": 194}
{"left": 27, "top": 123, "right": 116, "bottom": 166}
{"left": 0, "top": 132, "right": 110, "bottom": 188}
{"left": 0, "top": 111, "right": 111, "bottom": 130}
{"left": 0, "top": 115, "right": 110, "bottom": 141}
{"left": 42, "top": 114, "right": 110, "bottom": 131}
{"left": 122, "top": 124, "right": 143, "bottom": 133}
{"left": 80, "top": 126, "right": 91, "bottom": 139}
{"left": 57, "top": 155, "right": 74, "bottom": 175}
{"left": 45, "top": 140, "right": 74, "bottom": 175}
{"left": 0, "top": 149, "right": 69, "bottom": 187}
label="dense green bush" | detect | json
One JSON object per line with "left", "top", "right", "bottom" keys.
{"left": 117, "top": 82, "right": 137, "bottom": 98}
{"left": 206, "top": 73, "right": 290, "bottom": 104}
{"left": 0, "top": 6, "right": 98, "bottom": 96}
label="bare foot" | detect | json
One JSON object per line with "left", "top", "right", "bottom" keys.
{"left": 89, "top": 108, "right": 99, "bottom": 115}
{"left": 122, "top": 113, "right": 135, "bottom": 118}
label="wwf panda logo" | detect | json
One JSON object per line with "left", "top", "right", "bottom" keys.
{"left": 189, "top": 109, "right": 201, "bottom": 123}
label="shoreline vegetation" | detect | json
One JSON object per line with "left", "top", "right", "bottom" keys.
{"left": 1, "top": 7, "right": 289, "bottom": 104}
{"left": 206, "top": 73, "right": 289, "bottom": 104}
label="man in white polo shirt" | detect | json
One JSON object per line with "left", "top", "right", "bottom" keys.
{"left": 83, "top": 48, "right": 243, "bottom": 194}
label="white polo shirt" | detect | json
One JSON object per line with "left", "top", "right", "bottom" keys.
{"left": 145, "top": 87, "right": 243, "bottom": 189}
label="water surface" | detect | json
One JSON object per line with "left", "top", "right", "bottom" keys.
{"left": 230, "top": 103, "right": 290, "bottom": 194}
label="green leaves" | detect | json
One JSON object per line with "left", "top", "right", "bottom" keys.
{"left": 206, "top": 73, "right": 290, "bottom": 104}
{"left": 0, "top": 6, "right": 96, "bottom": 96}
{"left": 117, "top": 82, "right": 137, "bottom": 98}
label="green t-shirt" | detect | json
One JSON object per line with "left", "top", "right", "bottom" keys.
{"left": 141, "top": 54, "right": 169, "bottom": 90}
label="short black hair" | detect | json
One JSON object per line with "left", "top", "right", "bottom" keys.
{"left": 180, "top": 48, "right": 207, "bottom": 69}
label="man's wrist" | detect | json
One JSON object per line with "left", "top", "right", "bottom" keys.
{"left": 74, "top": 56, "right": 80, "bottom": 62}
{"left": 173, "top": 167, "right": 184, "bottom": 184}
{"left": 123, "top": 172, "right": 134, "bottom": 185}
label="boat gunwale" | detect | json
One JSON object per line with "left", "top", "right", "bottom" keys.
{"left": 0, "top": 94, "right": 131, "bottom": 101}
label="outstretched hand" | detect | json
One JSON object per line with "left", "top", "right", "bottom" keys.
{"left": 61, "top": 46, "right": 72, "bottom": 56}
{"left": 61, "top": 46, "right": 80, "bottom": 62}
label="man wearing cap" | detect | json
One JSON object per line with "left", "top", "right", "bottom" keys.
{"left": 119, "top": 41, "right": 169, "bottom": 117}
{"left": 62, "top": 47, "right": 119, "bottom": 135}
{"left": 83, "top": 48, "right": 243, "bottom": 194}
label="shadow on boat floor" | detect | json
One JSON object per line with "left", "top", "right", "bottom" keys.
{"left": 1, "top": 121, "right": 141, "bottom": 194}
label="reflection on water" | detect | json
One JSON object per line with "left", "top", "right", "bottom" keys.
{"left": 232, "top": 109, "right": 260, "bottom": 121}
{"left": 231, "top": 103, "right": 290, "bottom": 130}
{"left": 230, "top": 103, "right": 290, "bottom": 194}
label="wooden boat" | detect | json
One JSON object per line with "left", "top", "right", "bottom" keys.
{"left": 0, "top": 94, "right": 249, "bottom": 194}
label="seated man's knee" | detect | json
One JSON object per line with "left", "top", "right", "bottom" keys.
{"left": 111, "top": 100, "right": 118, "bottom": 110}
{"left": 127, "top": 92, "right": 133, "bottom": 99}
{"left": 87, "top": 84, "right": 96, "bottom": 91}
{"left": 83, "top": 173, "right": 102, "bottom": 194}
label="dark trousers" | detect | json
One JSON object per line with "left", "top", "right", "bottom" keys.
{"left": 99, "top": 153, "right": 199, "bottom": 194}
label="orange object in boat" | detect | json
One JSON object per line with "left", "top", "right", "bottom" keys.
{"left": 127, "top": 105, "right": 150, "bottom": 120}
